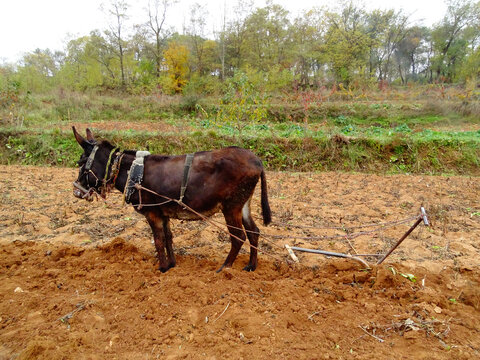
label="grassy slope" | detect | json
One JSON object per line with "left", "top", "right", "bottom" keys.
{"left": 0, "top": 90, "right": 479, "bottom": 175}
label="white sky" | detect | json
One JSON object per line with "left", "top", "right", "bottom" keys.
{"left": 0, "top": 0, "right": 447, "bottom": 64}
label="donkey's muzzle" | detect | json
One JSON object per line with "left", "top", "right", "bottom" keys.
{"left": 73, "top": 182, "right": 94, "bottom": 201}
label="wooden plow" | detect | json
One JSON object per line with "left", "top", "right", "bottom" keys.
{"left": 284, "top": 207, "right": 429, "bottom": 268}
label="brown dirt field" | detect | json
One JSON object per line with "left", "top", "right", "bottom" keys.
{"left": 0, "top": 165, "right": 479, "bottom": 359}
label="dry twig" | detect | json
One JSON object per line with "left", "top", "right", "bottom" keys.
{"left": 58, "top": 301, "right": 93, "bottom": 327}
{"left": 213, "top": 301, "right": 230, "bottom": 323}
{"left": 358, "top": 325, "right": 385, "bottom": 343}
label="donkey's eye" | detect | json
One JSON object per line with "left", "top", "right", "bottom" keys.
{"left": 77, "top": 156, "right": 87, "bottom": 166}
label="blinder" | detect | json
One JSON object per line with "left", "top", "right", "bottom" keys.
{"left": 85, "top": 145, "right": 99, "bottom": 171}
{"left": 73, "top": 145, "right": 117, "bottom": 201}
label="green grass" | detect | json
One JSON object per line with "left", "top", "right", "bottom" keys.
{"left": 1, "top": 127, "right": 479, "bottom": 175}
{"left": 1, "top": 90, "right": 479, "bottom": 175}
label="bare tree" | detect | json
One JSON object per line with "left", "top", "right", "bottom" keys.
{"left": 213, "top": 1, "right": 227, "bottom": 80}
{"left": 146, "top": 0, "right": 175, "bottom": 77}
{"left": 186, "top": 3, "right": 209, "bottom": 75}
{"left": 102, "top": 0, "right": 129, "bottom": 86}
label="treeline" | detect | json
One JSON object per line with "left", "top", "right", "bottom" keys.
{"left": 1, "top": 0, "right": 479, "bottom": 96}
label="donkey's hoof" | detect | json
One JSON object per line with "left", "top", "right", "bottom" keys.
{"left": 243, "top": 264, "right": 256, "bottom": 272}
{"left": 158, "top": 266, "right": 169, "bottom": 273}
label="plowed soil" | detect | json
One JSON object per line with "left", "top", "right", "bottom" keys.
{"left": 1, "top": 165, "right": 479, "bottom": 359}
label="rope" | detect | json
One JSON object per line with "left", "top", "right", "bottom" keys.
{"left": 268, "top": 215, "right": 419, "bottom": 231}
{"left": 103, "top": 147, "right": 119, "bottom": 184}
{"left": 132, "top": 183, "right": 423, "bottom": 267}
{"left": 95, "top": 178, "right": 423, "bottom": 268}
{"left": 195, "top": 213, "right": 419, "bottom": 251}
{"left": 134, "top": 184, "right": 291, "bottom": 265}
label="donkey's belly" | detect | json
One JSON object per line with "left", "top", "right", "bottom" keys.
{"left": 163, "top": 203, "right": 223, "bottom": 220}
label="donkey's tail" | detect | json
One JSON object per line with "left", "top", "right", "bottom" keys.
{"left": 260, "top": 169, "right": 272, "bottom": 225}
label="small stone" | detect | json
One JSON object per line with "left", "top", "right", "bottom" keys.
{"left": 14, "top": 287, "right": 24, "bottom": 293}
{"left": 433, "top": 306, "right": 442, "bottom": 314}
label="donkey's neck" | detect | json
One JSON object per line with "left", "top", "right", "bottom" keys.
{"left": 113, "top": 153, "right": 135, "bottom": 194}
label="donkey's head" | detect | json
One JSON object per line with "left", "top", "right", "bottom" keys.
{"left": 72, "top": 127, "right": 117, "bottom": 201}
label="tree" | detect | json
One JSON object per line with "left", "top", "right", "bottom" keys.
{"left": 322, "top": 1, "right": 371, "bottom": 84}
{"left": 213, "top": 1, "right": 228, "bottom": 80}
{"left": 22, "top": 48, "right": 63, "bottom": 78}
{"left": 223, "top": 0, "right": 254, "bottom": 74}
{"left": 366, "top": 9, "right": 411, "bottom": 81}
{"left": 163, "top": 41, "right": 189, "bottom": 93}
{"left": 242, "top": 3, "right": 292, "bottom": 72}
{"left": 59, "top": 36, "right": 104, "bottom": 90}
{"left": 185, "top": 3, "right": 210, "bottom": 75}
{"left": 17, "top": 49, "right": 64, "bottom": 92}
{"left": 430, "top": 0, "right": 480, "bottom": 81}
{"left": 145, "top": 0, "right": 175, "bottom": 77}
{"left": 102, "top": 0, "right": 130, "bottom": 86}
{"left": 290, "top": 8, "right": 328, "bottom": 86}
{"left": 395, "top": 26, "right": 430, "bottom": 84}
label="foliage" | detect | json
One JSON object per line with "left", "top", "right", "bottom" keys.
{"left": 3, "top": 1, "right": 479, "bottom": 96}
{"left": 322, "top": 3, "right": 372, "bottom": 85}
{"left": 215, "top": 70, "right": 268, "bottom": 134}
{"left": 430, "top": 0, "right": 480, "bottom": 83}
{"left": 182, "top": 73, "right": 221, "bottom": 96}
{"left": 1, "top": 83, "right": 479, "bottom": 175}
{"left": 1, "top": 123, "right": 479, "bottom": 175}
{"left": 163, "top": 41, "right": 189, "bottom": 93}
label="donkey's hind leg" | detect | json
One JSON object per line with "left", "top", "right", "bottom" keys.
{"left": 241, "top": 198, "right": 259, "bottom": 272}
{"left": 217, "top": 208, "right": 245, "bottom": 273}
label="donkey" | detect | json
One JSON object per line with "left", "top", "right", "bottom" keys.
{"left": 72, "top": 127, "right": 271, "bottom": 273}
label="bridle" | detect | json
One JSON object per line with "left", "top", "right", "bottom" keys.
{"left": 73, "top": 145, "right": 121, "bottom": 201}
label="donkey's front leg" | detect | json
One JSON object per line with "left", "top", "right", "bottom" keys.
{"left": 162, "top": 217, "right": 176, "bottom": 270}
{"left": 146, "top": 212, "right": 170, "bottom": 272}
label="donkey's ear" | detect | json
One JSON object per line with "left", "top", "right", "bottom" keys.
{"left": 72, "top": 126, "right": 91, "bottom": 151}
{"left": 86, "top": 128, "right": 96, "bottom": 142}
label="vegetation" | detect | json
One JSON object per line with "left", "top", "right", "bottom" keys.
{"left": 0, "top": 84, "right": 479, "bottom": 175}
{"left": 0, "top": 0, "right": 479, "bottom": 175}
{"left": 1, "top": 0, "right": 480, "bottom": 94}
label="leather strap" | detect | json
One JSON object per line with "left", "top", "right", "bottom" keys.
{"left": 179, "top": 153, "right": 194, "bottom": 203}
{"left": 85, "top": 145, "right": 99, "bottom": 170}
{"left": 124, "top": 151, "right": 150, "bottom": 204}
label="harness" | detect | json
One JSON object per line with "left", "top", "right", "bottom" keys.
{"left": 75, "top": 145, "right": 195, "bottom": 206}
{"left": 85, "top": 145, "right": 99, "bottom": 170}
{"left": 124, "top": 152, "right": 195, "bottom": 207}
{"left": 124, "top": 151, "right": 151, "bottom": 204}
{"left": 179, "top": 153, "right": 194, "bottom": 203}
{"left": 73, "top": 145, "right": 118, "bottom": 200}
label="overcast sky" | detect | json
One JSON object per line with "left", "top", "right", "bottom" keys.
{"left": 0, "top": 0, "right": 447, "bottom": 64}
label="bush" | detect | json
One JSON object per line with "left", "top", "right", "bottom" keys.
{"left": 216, "top": 70, "right": 268, "bottom": 134}
{"left": 183, "top": 74, "right": 221, "bottom": 96}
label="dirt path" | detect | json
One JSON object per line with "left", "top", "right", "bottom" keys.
{"left": 0, "top": 165, "right": 479, "bottom": 359}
